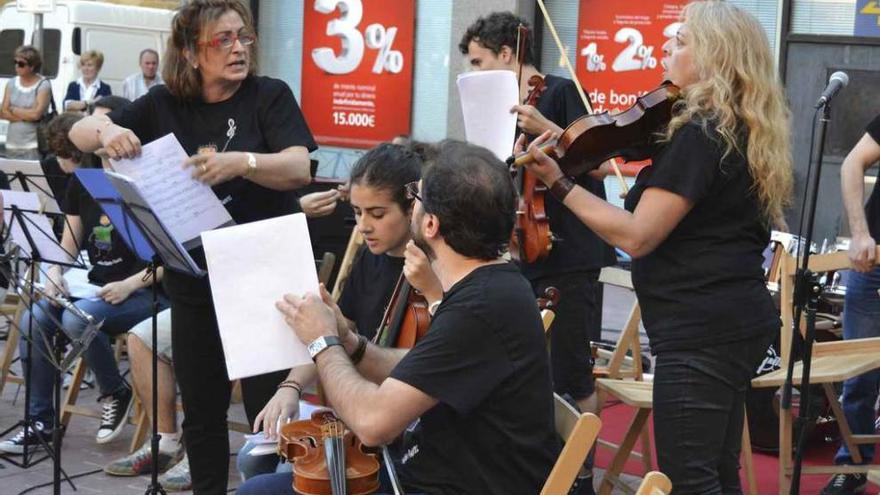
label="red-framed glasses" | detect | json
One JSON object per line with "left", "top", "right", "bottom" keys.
{"left": 198, "top": 30, "right": 256, "bottom": 50}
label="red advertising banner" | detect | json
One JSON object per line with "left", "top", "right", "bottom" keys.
{"left": 575, "top": 1, "right": 688, "bottom": 115}
{"left": 301, "top": 0, "right": 415, "bottom": 149}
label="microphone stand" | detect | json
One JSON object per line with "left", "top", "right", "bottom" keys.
{"left": 780, "top": 100, "right": 832, "bottom": 495}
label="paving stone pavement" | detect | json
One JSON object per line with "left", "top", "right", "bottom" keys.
{"left": 0, "top": 284, "right": 644, "bottom": 494}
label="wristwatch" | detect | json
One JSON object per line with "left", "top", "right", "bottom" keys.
{"left": 243, "top": 152, "right": 257, "bottom": 178}
{"left": 308, "top": 335, "right": 342, "bottom": 361}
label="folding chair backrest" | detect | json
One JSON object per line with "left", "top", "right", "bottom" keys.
{"left": 540, "top": 393, "right": 602, "bottom": 495}
{"left": 635, "top": 471, "right": 672, "bottom": 495}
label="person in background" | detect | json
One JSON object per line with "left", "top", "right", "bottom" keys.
{"left": 0, "top": 112, "right": 168, "bottom": 454}
{"left": 819, "top": 115, "right": 880, "bottom": 495}
{"left": 1, "top": 45, "right": 52, "bottom": 160}
{"left": 64, "top": 50, "right": 111, "bottom": 112}
{"left": 122, "top": 49, "right": 164, "bottom": 101}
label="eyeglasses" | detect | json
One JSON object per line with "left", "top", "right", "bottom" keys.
{"left": 404, "top": 181, "right": 422, "bottom": 202}
{"left": 198, "top": 30, "right": 256, "bottom": 50}
{"left": 13, "top": 60, "right": 28, "bottom": 68}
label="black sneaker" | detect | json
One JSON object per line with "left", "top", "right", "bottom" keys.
{"left": 95, "top": 386, "right": 133, "bottom": 444}
{"left": 0, "top": 421, "right": 52, "bottom": 454}
{"left": 820, "top": 473, "right": 867, "bottom": 495}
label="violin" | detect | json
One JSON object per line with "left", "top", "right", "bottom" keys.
{"left": 509, "top": 24, "right": 553, "bottom": 264}
{"left": 373, "top": 272, "right": 430, "bottom": 349}
{"left": 536, "top": 286, "right": 560, "bottom": 312}
{"left": 279, "top": 410, "right": 380, "bottom": 495}
{"left": 509, "top": 82, "right": 681, "bottom": 178}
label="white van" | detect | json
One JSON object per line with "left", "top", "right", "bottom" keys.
{"left": 0, "top": 1, "right": 173, "bottom": 145}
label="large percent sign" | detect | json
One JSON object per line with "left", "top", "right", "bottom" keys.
{"left": 311, "top": 0, "right": 404, "bottom": 75}
{"left": 581, "top": 23, "right": 681, "bottom": 73}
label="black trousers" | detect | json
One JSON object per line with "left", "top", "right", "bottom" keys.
{"left": 652, "top": 331, "right": 775, "bottom": 495}
{"left": 171, "top": 296, "right": 288, "bottom": 494}
{"left": 532, "top": 270, "right": 601, "bottom": 400}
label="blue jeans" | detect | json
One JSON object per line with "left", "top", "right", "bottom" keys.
{"left": 834, "top": 267, "right": 880, "bottom": 465}
{"left": 18, "top": 289, "right": 167, "bottom": 424}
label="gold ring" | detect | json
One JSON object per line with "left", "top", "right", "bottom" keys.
{"left": 200, "top": 164, "right": 208, "bottom": 174}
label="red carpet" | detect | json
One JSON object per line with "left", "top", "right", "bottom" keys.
{"left": 596, "top": 402, "right": 872, "bottom": 494}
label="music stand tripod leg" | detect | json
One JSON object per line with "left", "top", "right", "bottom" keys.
{"left": 145, "top": 259, "right": 166, "bottom": 495}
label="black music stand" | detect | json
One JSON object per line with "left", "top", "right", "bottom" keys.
{"left": 781, "top": 98, "right": 835, "bottom": 495}
{"left": 0, "top": 202, "right": 87, "bottom": 494}
{"left": 77, "top": 169, "right": 205, "bottom": 495}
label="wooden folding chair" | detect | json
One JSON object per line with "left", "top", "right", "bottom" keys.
{"left": 595, "top": 267, "right": 757, "bottom": 495}
{"left": 540, "top": 393, "right": 602, "bottom": 495}
{"left": 635, "top": 471, "right": 671, "bottom": 495}
{"left": 60, "top": 334, "right": 134, "bottom": 427}
{"left": 0, "top": 291, "right": 27, "bottom": 394}
{"left": 751, "top": 248, "right": 880, "bottom": 494}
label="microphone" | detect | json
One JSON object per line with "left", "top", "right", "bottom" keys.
{"left": 814, "top": 71, "right": 849, "bottom": 108}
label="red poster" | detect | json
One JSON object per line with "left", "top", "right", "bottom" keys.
{"left": 575, "top": 1, "right": 688, "bottom": 115}
{"left": 301, "top": 0, "right": 415, "bottom": 149}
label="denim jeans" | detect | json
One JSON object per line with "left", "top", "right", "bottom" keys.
{"left": 834, "top": 267, "right": 880, "bottom": 465}
{"left": 653, "top": 331, "right": 775, "bottom": 495}
{"left": 18, "top": 289, "right": 167, "bottom": 424}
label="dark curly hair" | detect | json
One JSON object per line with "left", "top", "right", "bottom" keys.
{"left": 421, "top": 140, "right": 516, "bottom": 261}
{"left": 458, "top": 11, "right": 535, "bottom": 65}
{"left": 47, "top": 112, "right": 85, "bottom": 162}
{"left": 349, "top": 143, "right": 426, "bottom": 211}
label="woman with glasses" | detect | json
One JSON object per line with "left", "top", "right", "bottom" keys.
{"left": 0, "top": 45, "right": 52, "bottom": 160}
{"left": 63, "top": 50, "right": 111, "bottom": 112}
{"left": 69, "top": 1, "right": 315, "bottom": 492}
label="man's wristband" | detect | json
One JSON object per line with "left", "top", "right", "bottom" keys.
{"left": 349, "top": 334, "right": 368, "bottom": 365}
{"left": 549, "top": 176, "right": 576, "bottom": 202}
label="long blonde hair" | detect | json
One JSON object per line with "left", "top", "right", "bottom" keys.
{"left": 666, "top": 1, "right": 792, "bottom": 222}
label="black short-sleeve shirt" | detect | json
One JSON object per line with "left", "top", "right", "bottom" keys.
{"left": 107, "top": 76, "right": 317, "bottom": 301}
{"left": 623, "top": 121, "right": 779, "bottom": 353}
{"left": 337, "top": 248, "right": 403, "bottom": 341}
{"left": 63, "top": 170, "right": 146, "bottom": 285}
{"left": 521, "top": 74, "right": 615, "bottom": 280}
{"left": 390, "top": 263, "right": 560, "bottom": 495}
{"left": 859, "top": 115, "right": 880, "bottom": 239}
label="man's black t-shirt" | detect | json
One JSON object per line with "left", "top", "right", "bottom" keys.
{"left": 337, "top": 247, "right": 403, "bottom": 341}
{"left": 107, "top": 76, "right": 317, "bottom": 301}
{"left": 521, "top": 74, "right": 615, "bottom": 280}
{"left": 390, "top": 263, "right": 560, "bottom": 495}
{"left": 859, "top": 115, "right": 880, "bottom": 240}
{"left": 623, "top": 121, "right": 779, "bottom": 353}
{"left": 64, "top": 171, "right": 146, "bottom": 285}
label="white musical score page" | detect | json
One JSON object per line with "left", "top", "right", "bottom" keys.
{"left": 110, "top": 133, "right": 233, "bottom": 248}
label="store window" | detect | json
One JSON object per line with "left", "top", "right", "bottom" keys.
{"left": 257, "top": 0, "right": 452, "bottom": 178}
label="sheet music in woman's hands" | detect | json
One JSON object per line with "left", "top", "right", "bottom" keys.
{"left": 110, "top": 133, "right": 233, "bottom": 246}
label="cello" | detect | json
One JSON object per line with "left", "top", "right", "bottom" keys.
{"left": 509, "top": 24, "right": 553, "bottom": 264}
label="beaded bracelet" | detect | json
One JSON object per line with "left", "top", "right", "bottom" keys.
{"left": 277, "top": 379, "right": 303, "bottom": 395}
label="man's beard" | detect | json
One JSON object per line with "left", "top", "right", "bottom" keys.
{"left": 411, "top": 218, "right": 436, "bottom": 261}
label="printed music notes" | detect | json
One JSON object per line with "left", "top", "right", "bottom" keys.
{"left": 110, "top": 133, "right": 233, "bottom": 248}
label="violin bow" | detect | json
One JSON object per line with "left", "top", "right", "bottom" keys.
{"left": 382, "top": 445, "right": 406, "bottom": 495}
{"left": 534, "top": 0, "right": 630, "bottom": 197}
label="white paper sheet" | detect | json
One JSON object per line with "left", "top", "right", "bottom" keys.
{"left": 64, "top": 267, "right": 102, "bottom": 299}
{"left": 110, "top": 133, "right": 233, "bottom": 246}
{"left": 457, "top": 70, "right": 520, "bottom": 161}
{"left": 202, "top": 213, "right": 318, "bottom": 380}
{"left": 245, "top": 401, "right": 329, "bottom": 456}
{"left": 1, "top": 190, "right": 76, "bottom": 265}
{"left": 0, "top": 158, "right": 63, "bottom": 214}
